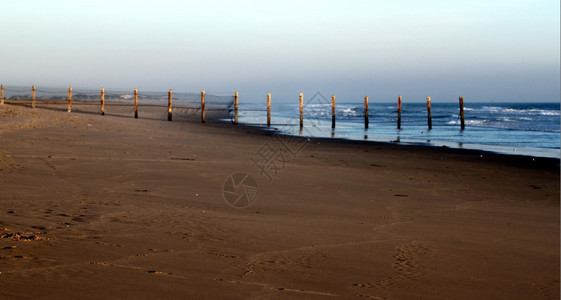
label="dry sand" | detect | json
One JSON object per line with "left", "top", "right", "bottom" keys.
{"left": 0, "top": 103, "right": 559, "bottom": 299}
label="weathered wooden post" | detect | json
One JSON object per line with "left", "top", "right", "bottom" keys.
{"left": 234, "top": 91, "right": 238, "bottom": 125}
{"left": 331, "top": 95, "right": 336, "bottom": 129}
{"left": 67, "top": 87, "right": 72, "bottom": 112}
{"left": 267, "top": 93, "right": 271, "bottom": 127}
{"left": 397, "top": 95, "right": 402, "bottom": 129}
{"left": 426, "top": 96, "right": 432, "bottom": 130}
{"left": 134, "top": 88, "right": 138, "bottom": 118}
{"left": 100, "top": 88, "right": 105, "bottom": 115}
{"left": 299, "top": 93, "right": 304, "bottom": 128}
{"left": 364, "top": 96, "right": 369, "bottom": 129}
{"left": 167, "top": 89, "right": 172, "bottom": 121}
{"left": 31, "top": 85, "right": 36, "bottom": 108}
{"left": 201, "top": 90, "right": 206, "bottom": 123}
{"left": 1, "top": 85, "right": 4, "bottom": 105}
{"left": 459, "top": 96, "right": 465, "bottom": 130}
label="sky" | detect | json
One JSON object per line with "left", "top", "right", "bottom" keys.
{"left": 1, "top": 0, "right": 559, "bottom": 102}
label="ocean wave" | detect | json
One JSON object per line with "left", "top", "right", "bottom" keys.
{"left": 446, "top": 119, "right": 560, "bottom": 132}
{"left": 537, "top": 110, "right": 560, "bottom": 116}
{"left": 337, "top": 108, "right": 359, "bottom": 118}
{"left": 303, "top": 105, "right": 364, "bottom": 119}
{"left": 474, "top": 106, "right": 560, "bottom": 116}
{"left": 481, "top": 106, "right": 503, "bottom": 112}
{"left": 305, "top": 103, "right": 331, "bottom": 108}
{"left": 504, "top": 108, "right": 560, "bottom": 115}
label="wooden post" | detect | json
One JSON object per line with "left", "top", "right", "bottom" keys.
{"left": 299, "top": 93, "right": 303, "bottom": 128}
{"left": 134, "top": 88, "right": 138, "bottom": 118}
{"left": 331, "top": 95, "right": 336, "bottom": 129}
{"left": 397, "top": 95, "right": 402, "bottom": 129}
{"left": 267, "top": 93, "right": 271, "bottom": 127}
{"left": 1, "top": 85, "right": 4, "bottom": 105}
{"left": 426, "top": 96, "right": 432, "bottom": 130}
{"left": 364, "top": 96, "right": 369, "bottom": 129}
{"left": 100, "top": 88, "right": 105, "bottom": 115}
{"left": 234, "top": 91, "right": 238, "bottom": 125}
{"left": 459, "top": 96, "right": 465, "bottom": 130}
{"left": 201, "top": 90, "right": 206, "bottom": 123}
{"left": 167, "top": 89, "right": 172, "bottom": 121}
{"left": 67, "top": 87, "right": 72, "bottom": 112}
{"left": 31, "top": 85, "right": 36, "bottom": 108}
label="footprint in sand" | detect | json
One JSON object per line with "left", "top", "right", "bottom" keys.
{"left": 353, "top": 241, "right": 431, "bottom": 289}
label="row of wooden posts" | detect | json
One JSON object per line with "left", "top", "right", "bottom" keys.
{"left": 0, "top": 85, "right": 466, "bottom": 130}
{"left": 0, "top": 85, "right": 221, "bottom": 124}
{"left": 273, "top": 92, "right": 466, "bottom": 130}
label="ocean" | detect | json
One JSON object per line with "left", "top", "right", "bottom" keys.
{"left": 233, "top": 100, "right": 560, "bottom": 159}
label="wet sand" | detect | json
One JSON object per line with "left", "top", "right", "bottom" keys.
{"left": 0, "top": 103, "right": 559, "bottom": 299}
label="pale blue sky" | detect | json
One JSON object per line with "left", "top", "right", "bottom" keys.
{"left": 1, "top": 0, "right": 559, "bottom": 102}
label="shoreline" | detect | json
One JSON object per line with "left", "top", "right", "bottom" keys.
{"left": 245, "top": 123, "right": 561, "bottom": 160}
{"left": 7, "top": 99, "right": 560, "bottom": 160}
{"left": 235, "top": 101, "right": 560, "bottom": 159}
{"left": 221, "top": 116, "right": 561, "bottom": 174}
{"left": 0, "top": 103, "right": 559, "bottom": 299}
{"left": 243, "top": 122, "right": 560, "bottom": 170}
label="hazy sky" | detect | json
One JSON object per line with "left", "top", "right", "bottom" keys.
{"left": 1, "top": 0, "right": 559, "bottom": 102}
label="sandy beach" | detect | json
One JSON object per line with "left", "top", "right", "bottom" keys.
{"left": 0, "top": 103, "right": 559, "bottom": 299}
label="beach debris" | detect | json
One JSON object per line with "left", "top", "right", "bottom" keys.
{"left": 170, "top": 157, "right": 195, "bottom": 161}
{"left": 0, "top": 232, "right": 45, "bottom": 241}
{"left": 147, "top": 248, "right": 174, "bottom": 253}
{"left": 96, "top": 241, "right": 122, "bottom": 247}
{"left": 146, "top": 270, "right": 168, "bottom": 275}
